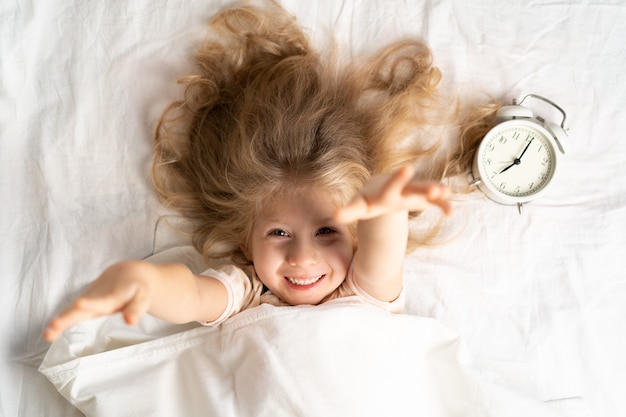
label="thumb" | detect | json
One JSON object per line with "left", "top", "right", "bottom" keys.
{"left": 121, "top": 289, "right": 150, "bottom": 326}
{"left": 334, "top": 196, "right": 370, "bottom": 224}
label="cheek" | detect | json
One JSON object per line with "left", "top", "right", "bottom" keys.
{"left": 333, "top": 239, "right": 356, "bottom": 269}
{"left": 250, "top": 242, "right": 283, "bottom": 272}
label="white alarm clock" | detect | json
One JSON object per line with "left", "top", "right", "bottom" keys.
{"left": 470, "top": 94, "right": 568, "bottom": 214}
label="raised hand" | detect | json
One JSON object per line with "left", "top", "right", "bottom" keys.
{"left": 334, "top": 165, "right": 452, "bottom": 224}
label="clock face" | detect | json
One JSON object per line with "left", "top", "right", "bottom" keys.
{"left": 478, "top": 121, "right": 556, "bottom": 199}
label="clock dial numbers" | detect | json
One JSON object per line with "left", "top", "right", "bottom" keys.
{"left": 480, "top": 125, "right": 554, "bottom": 198}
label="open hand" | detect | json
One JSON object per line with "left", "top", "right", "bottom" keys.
{"left": 43, "top": 261, "right": 153, "bottom": 342}
{"left": 334, "top": 165, "right": 452, "bottom": 224}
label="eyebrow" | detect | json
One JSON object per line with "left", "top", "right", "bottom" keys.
{"left": 257, "top": 216, "right": 340, "bottom": 228}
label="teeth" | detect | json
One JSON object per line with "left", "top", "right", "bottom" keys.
{"left": 286, "top": 275, "right": 323, "bottom": 286}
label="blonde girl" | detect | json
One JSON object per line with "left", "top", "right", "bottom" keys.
{"left": 44, "top": 1, "right": 489, "bottom": 341}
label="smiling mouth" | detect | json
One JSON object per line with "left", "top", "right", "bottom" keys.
{"left": 285, "top": 274, "right": 324, "bottom": 286}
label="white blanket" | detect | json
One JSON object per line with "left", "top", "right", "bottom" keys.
{"left": 40, "top": 300, "right": 559, "bottom": 417}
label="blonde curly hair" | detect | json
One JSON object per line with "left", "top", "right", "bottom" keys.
{"left": 153, "top": 0, "right": 496, "bottom": 266}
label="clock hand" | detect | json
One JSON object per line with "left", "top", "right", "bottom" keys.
{"left": 499, "top": 161, "right": 516, "bottom": 174}
{"left": 517, "top": 137, "right": 535, "bottom": 161}
{"left": 498, "top": 138, "right": 535, "bottom": 174}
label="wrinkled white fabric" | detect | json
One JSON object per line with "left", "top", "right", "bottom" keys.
{"left": 40, "top": 301, "right": 559, "bottom": 417}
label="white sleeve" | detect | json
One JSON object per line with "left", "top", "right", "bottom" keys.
{"left": 198, "top": 264, "right": 262, "bottom": 326}
{"left": 345, "top": 265, "right": 406, "bottom": 313}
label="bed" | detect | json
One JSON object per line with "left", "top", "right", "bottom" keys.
{"left": 2, "top": 0, "right": 625, "bottom": 416}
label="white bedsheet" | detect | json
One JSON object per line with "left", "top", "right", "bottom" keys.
{"left": 2, "top": 0, "right": 625, "bottom": 416}
{"left": 39, "top": 297, "right": 560, "bottom": 417}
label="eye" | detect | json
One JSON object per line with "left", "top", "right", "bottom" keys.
{"left": 268, "top": 229, "right": 289, "bottom": 238}
{"left": 316, "top": 227, "right": 336, "bottom": 236}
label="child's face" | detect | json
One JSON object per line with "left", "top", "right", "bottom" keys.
{"left": 246, "top": 187, "right": 355, "bottom": 305}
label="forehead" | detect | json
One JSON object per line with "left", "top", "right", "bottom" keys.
{"left": 256, "top": 186, "right": 341, "bottom": 223}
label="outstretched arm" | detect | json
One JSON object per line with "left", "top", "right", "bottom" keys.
{"left": 43, "top": 260, "right": 228, "bottom": 342}
{"left": 334, "top": 165, "right": 451, "bottom": 302}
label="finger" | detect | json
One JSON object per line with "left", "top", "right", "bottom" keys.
{"left": 74, "top": 293, "right": 127, "bottom": 314}
{"left": 43, "top": 304, "right": 102, "bottom": 342}
{"left": 427, "top": 183, "right": 451, "bottom": 200}
{"left": 434, "top": 199, "right": 453, "bottom": 216}
{"left": 121, "top": 289, "right": 150, "bottom": 325}
{"left": 334, "top": 196, "right": 370, "bottom": 224}
{"left": 43, "top": 284, "right": 140, "bottom": 342}
{"left": 403, "top": 182, "right": 452, "bottom": 215}
{"left": 425, "top": 185, "right": 453, "bottom": 215}
{"left": 384, "top": 165, "right": 416, "bottom": 197}
{"left": 341, "top": 166, "right": 415, "bottom": 220}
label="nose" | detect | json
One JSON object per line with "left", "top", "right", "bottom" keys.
{"left": 286, "top": 237, "right": 318, "bottom": 267}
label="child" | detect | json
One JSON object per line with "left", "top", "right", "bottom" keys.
{"left": 43, "top": 0, "right": 488, "bottom": 342}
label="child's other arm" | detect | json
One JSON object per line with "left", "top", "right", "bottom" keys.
{"left": 334, "top": 166, "right": 451, "bottom": 302}
{"left": 43, "top": 260, "right": 228, "bottom": 342}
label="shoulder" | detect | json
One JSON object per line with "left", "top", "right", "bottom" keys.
{"left": 201, "top": 264, "right": 263, "bottom": 297}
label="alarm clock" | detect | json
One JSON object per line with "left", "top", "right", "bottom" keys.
{"left": 470, "top": 94, "right": 568, "bottom": 214}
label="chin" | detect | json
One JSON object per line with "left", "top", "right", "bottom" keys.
{"left": 282, "top": 289, "right": 330, "bottom": 306}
